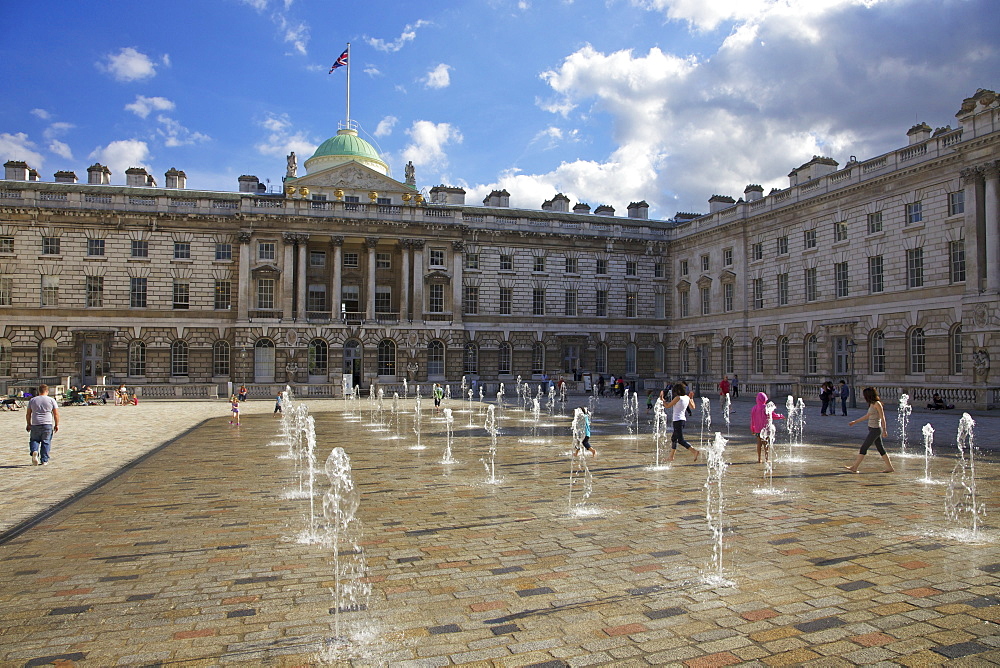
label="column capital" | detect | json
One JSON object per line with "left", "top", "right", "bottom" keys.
{"left": 329, "top": 235, "right": 345, "bottom": 247}
{"left": 282, "top": 231, "right": 298, "bottom": 243}
{"left": 411, "top": 239, "right": 426, "bottom": 250}
{"left": 238, "top": 230, "right": 253, "bottom": 244}
{"left": 364, "top": 236, "right": 380, "bottom": 250}
{"left": 984, "top": 161, "right": 1000, "bottom": 180}
{"left": 399, "top": 239, "right": 413, "bottom": 250}
{"left": 452, "top": 240, "right": 465, "bottom": 252}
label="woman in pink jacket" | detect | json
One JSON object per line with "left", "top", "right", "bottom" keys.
{"left": 750, "top": 392, "right": 784, "bottom": 463}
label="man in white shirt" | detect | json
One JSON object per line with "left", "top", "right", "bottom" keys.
{"left": 26, "top": 384, "right": 59, "bottom": 466}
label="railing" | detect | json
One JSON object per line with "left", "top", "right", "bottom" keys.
{"left": 342, "top": 311, "right": 365, "bottom": 324}
{"left": 862, "top": 157, "right": 887, "bottom": 173}
{"left": 248, "top": 309, "right": 282, "bottom": 320}
{"left": 306, "top": 311, "right": 333, "bottom": 322}
{"left": 133, "top": 384, "right": 220, "bottom": 399}
{"left": 211, "top": 199, "right": 238, "bottom": 209}
{"left": 374, "top": 312, "right": 399, "bottom": 324}
{"left": 85, "top": 194, "right": 112, "bottom": 204}
{"left": 128, "top": 196, "right": 156, "bottom": 206}
{"left": 253, "top": 198, "right": 283, "bottom": 208}
{"left": 462, "top": 214, "right": 484, "bottom": 223}
{"left": 168, "top": 198, "right": 197, "bottom": 207}
{"left": 423, "top": 312, "right": 453, "bottom": 322}
{"left": 424, "top": 208, "right": 452, "bottom": 218}
{"left": 40, "top": 192, "right": 67, "bottom": 201}
{"left": 899, "top": 143, "right": 927, "bottom": 161}
{"left": 0, "top": 190, "right": 22, "bottom": 199}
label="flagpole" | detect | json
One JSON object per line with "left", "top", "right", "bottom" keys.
{"left": 345, "top": 42, "right": 351, "bottom": 126}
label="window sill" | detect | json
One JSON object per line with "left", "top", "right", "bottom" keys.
{"left": 171, "top": 258, "right": 194, "bottom": 264}
{"left": 84, "top": 256, "right": 107, "bottom": 261}
{"left": 38, "top": 255, "right": 63, "bottom": 261}
{"left": 127, "top": 257, "right": 150, "bottom": 262}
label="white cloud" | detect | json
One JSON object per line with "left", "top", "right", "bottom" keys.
{"left": 366, "top": 20, "right": 431, "bottom": 53}
{"left": 401, "top": 120, "right": 463, "bottom": 170}
{"left": 254, "top": 112, "right": 316, "bottom": 158}
{"left": 364, "top": 66, "right": 383, "bottom": 77}
{"left": 423, "top": 64, "right": 452, "bottom": 89}
{"left": 30, "top": 109, "right": 51, "bottom": 120}
{"left": 48, "top": 140, "right": 73, "bottom": 160}
{"left": 42, "top": 122, "right": 74, "bottom": 141}
{"left": 374, "top": 116, "right": 398, "bottom": 138}
{"left": 88, "top": 139, "right": 151, "bottom": 180}
{"left": 240, "top": 0, "right": 310, "bottom": 55}
{"left": 0, "top": 132, "right": 44, "bottom": 168}
{"left": 156, "top": 116, "right": 210, "bottom": 147}
{"left": 125, "top": 95, "right": 176, "bottom": 119}
{"left": 99, "top": 47, "right": 158, "bottom": 82}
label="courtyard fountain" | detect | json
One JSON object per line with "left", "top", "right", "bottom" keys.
{"left": 647, "top": 398, "right": 670, "bottom": 470}
{"left": 699, "top": 397, "right": 711, "bottom": 450}
{"left": 919, "top": 423, "right": 936, "bottom": 484}
{"left": 441, "top": 408, "right": 457, "bottom": 464}
{"left": 945, "top": 413, "right": 985, "bottom": 541}
{"left": 722, "top": 392, "right": 731, "bottom": 438}
{"left": 568, "top": 407, "right": 595, "bottom": 516}
{"left": 483, "top": 404, "right": 501, "bottom": 484}
{"left": 703, "top": 431, "right": 733, "bottom": 587}
{"left": 897, "top": 393, "right": 913, "bottom": 456}
{"left": 410, "top": 393, "right": 425, "bottom": 451}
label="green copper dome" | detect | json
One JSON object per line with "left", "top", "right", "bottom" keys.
{"left": 304, "top": 128, "right": 389, "bottom": 176}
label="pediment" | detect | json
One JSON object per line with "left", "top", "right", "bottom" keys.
{"left": 424, "top": 270, "right": 452, "bottom": 284}
{"left": 291, "top": 162, "right": 410, "bottom": 194}
{"left": 251, "top": 263, "right": 281, "bottom": 277}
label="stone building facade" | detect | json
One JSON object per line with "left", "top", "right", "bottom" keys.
{"left": 1, "top": 91, "right": 998, "bottom": 407}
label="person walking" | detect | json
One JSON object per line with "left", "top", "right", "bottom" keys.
{"left": 820, "top": 381, "right": 834, "bottom": 416}
{"left": 663, "top": 382, "right": 699, "bottom": 462}
{"left": 718, "top": 375, "right": 731, "bottom": 401}
{"left": 273, "top": 393, "right": 283, "bottom": 415}
{"left": 843, "top": 387, "right": 894, "bottom": 473}
{"left": 26, "top": 384, "right": 59, "bottom": 466}
{"left": 838, "top": 380, "right": 850, "bottom": 416}
{"left": 432, "top": 383, "right": 444, "bottom": 414}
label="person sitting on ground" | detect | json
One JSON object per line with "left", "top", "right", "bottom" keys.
{"left": 927, "top": 393, "right": 954, "bottom": 410}
{"left": 1, "top": 396, "right": 19, "bottom": 410}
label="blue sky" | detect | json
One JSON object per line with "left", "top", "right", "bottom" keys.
{"left": 1, "top": 0, "right": 997, "bottom": 218}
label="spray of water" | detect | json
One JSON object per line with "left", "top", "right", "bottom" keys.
{"left": 704, "top": 432, "right": 732, "bottom": 586}
{"left": 920, "top": 423, "right": 935, "bottom": 483}
{"left": 945, "top": 413, "right": 984, "bottom": 539}
{"left": 649, "top": 398, "right": 670, "bottom": 470}
{"left": 441, "top": 408, "right": 457, "bottom": 464}
{"left": 483, "top": 405, "right": 501, "bottom": 484}
{"left": 700, "top": 397, "right": 712, "bottom": 449}
{"left": 897, "top": 393, "right": 912, "bottom": 455}
{"left": 568, "top": 407, "right": 595, "bottom": 515}
{"left": 722, "top": 392, "right": 731, "bottom": 438}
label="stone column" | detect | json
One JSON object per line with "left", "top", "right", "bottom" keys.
{"left": 962, "top": 167, "right": 984, "bottom": 293}
{"left": 330, "top": 236, "right": 344, "bottom": 320}
{"left": 296, "top": 233, "right": 309, "bottom": 321}
{"left": 365, "top": 237, "right": 379, "bottom": 322}
{"left": 984, "top": 162, "right": 1000, "bottom": 293}
{"left": 400, "top": 239, "right": 411, "bottom": 322}
{"left": 412, "top": 240, "right": 425, "bottom": 322}
{"left": 281, "top": 232, "right": 296, "bottom": 319}
{"left": 238, "top": 230, "right": 251, "bottom": 320}
{"left": 452, "top": 240, "right": 465, "bottom": 324}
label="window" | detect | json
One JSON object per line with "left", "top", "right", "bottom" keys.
{"left": 723, "top": 248, "right": 733, "bottom": 266}
{"left": 805, "top": 267, "right": 818, "bottom": 302}
{"left": 213, "top": 340, "right": 230, "bottom": 377}
{"left": 777, "top": 273, "right": 788, "bottom": 306}
{"left": 654, "top": 262, "right": 664, "bottom": 278}
{"left": 172, "top": 281, "right": 190, "bottom": 309}
{"left": 870, "top": 330, "right": 886, "bottom": 374}
{"left": 654, "top": 343, "right": 665, "bottom": 374}
{"left": 0, "top": 338, "right": 10, "bottom": 376}
{"left": 834, "top": 220, "right": 848, "bottom": 242}
{"left": 308, "top": 284, "right": 328, "bottom": 312}
{"left": 463, "top": 285, "right": 479, "bottom": 315}
{"left": 626, "top": 292, "right": 637, "bottom": 318}
{"left": 778, "top": 337, "right": 789, "bottom": 374}
{"left": 680, "top": 341, "right": 690, "bottom": 374}
{"left": 310, "top": 250, "right": 326, "bottom": 267}
{"left": 256, "top": 278, "right": 275, "bottom": 310}
{"left": 532, "top": 342, "right": 545, "bottom": 374}
{"left": 596, "top": 258, "right": 608, "bottom": 275}
{"left": 626, "top": 260, "right": 637, "bottom": 276}
{"left": 909, "top": 328, "right": 926, "bottom": 373}
{"left": 128, "top": 340, "right": 146, "bottom": 376}
{"left": 463, "top": 342, "right": 479, "bottom": 375}
{"left": 173, "top": 241, "right": 191, "bottom": 259}
{"left": 341, "top": 285, "right": 360, "bottom": 314}
{"left": 88, "top": 238, "right": 105, "bottom": 256}
{"left": 171, "top": 340, "right": 189, "bottom": 377}
{"left": 625, "top": 343, "right": 637, "bottom": 375}
{"left": 258, "top": 241, "right": 276, "bottom": 261}
{"left": 40, "top": 275, "right": 58, "bottom": 306}
{"left": 776, "top": 236, "right": 789, "bottom": 255}
{"left": 805, "top": 335, "right": 818, "bottom": 375}
{"left": 868, "top": 256, "right": 884, "bottom": 293}
{"left": 309, "top": 339, "right": 328, "bottom": 375}
{"left": 498, "top": 342, "right": 512, "bottom": 374}
{"left": 214, "top": 280, "right": 232, "bottom": 310}
{"left": 39, "top": 339, "right": 57, "bottom": 377}
{"left": 723, "top": 339, "right": 734, "bottom": 375}
{"left": 723, "top": 283, "right": 734, "bottom": 312}
{"left": 533, "top": 256, "right": 546, "bottom": 272}
{"left": 835, "top": 261, "right": 849, "bottom": 297}
{"left": 680, "top": 259, "right": 688, "bottom": 276}
{"left": 595, "top": 343, "right": 607, "bottom": 374}
{"left": 130, "top": 277, "right": 147, "bottom": 308}
{"left": 0, "top": 277, "right": 11, "bottom": 306}
{"left": 752, "top": 242, "right": 763, "bottom": 261}
{"left": 86, "top": 276, "right": 103, "bottom": 307}
{"left": 753, "top": 339, "right": 764, "bottom": 374}
{"left": 952, "top": 326, "right": 963, "bottom": 374}
{"left": 0, "top": 237, "right": 13, "bottom": 253}
{"left": 565, "top": 289, "right": 577, "bottom": 316}
{"left": 500, "top": 254, "right": 513, "bottom": 271}
{"left": 906, "top": 201, "right": 923, "bottom": 225}
{"left": 427, "top": 341, "right": 445, "bottom": 376}
{"left": 867, "top": 212, "right": 883, "bottom": 234}
{"left": 465, "top": 253, "right": 479, "bottom": 270}
{"left": 376, "top": 252, "right": 391, "bottom": 269}
{"left": 374, "top": 286, "right": 391, "bottom": 314}
{"left": 215, "top": 243, "right": 232, "bottom": 261}
{"left": 377, "top": 339, "right": 396, "bottom": 376}
{"left": 678, "top": 290, "right": 689, "bottom": 317}
{"left": 752, "top": 278, "right": 763, "bottom": 309}
{"left": 532, "top": 288, "right": 545, "bottom": 316}
{"left": 949, "top": 191, "right": 965, "bottom": 216}
{"left": 131, "top": 239, "right": 148, "bottom": 258}
{"left": 499, "top": 287, "right": 512, "bottom": 315}
{"left": 343, "top": 252, "right": 359, "bottom": 268}
{"left": 700, "top": 287, "right": 710, "bottom": 315}
{"left": 907, "top": 248, "right": 924, "bottom": 288}
{"left": 596, "top": 290, "right": 608, "bottom": 317}
{"left": 655, "top": 293, "right": 666, "bottom": 319}
{"left": 42, "top": 236, "right": 60, "bottom": 255}
{"left": 428, "top": 284, "right": 444, "bottom": 313}
{"left": 804, "top": 229, "right": 817, "bottom": 249}
{"left": 430, "top": 247, "right": 445, "bottom": 267}
{"left": 700, "top": 255, "right": 710, "bottom": 271}
{"left": 565, "top": 257, "right": 578, "bottom": 273}
{"left": 950, "top": 240, "right": 966, "bottom": 283}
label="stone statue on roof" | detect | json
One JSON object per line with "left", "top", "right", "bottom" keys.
{"left": 286, "top": 152, "right": 297, "bottom": 178}
{"left": 404, "top": 160, "right": 415, "bottom": 186}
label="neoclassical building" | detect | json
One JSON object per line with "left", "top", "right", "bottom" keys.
{"left": 1, "top": 89, "right": 998, "bottom": 406}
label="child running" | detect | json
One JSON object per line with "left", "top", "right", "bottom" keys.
{"left": 662, "top": 382, "right": 699, "bottom": 462}
{"left": 230, "top": 395, "right": 241, "bottom": 425}
{"left": 750, "top": 391, "right": 785, "bottom": 464}
{"left": 574, "top": 406, "right": 597, "bottom": 458}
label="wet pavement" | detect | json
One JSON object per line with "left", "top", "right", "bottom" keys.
{"left": 1, "top": 395, "right": 999, "bottom": 666}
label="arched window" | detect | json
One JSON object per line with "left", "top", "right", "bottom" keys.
{"left": 498, "top": 342, "right": 512, "bottom": 374}
{"left": 308, "top": 338, "right": 328, "bottom": 375}
{"left": 128, "top": 340, "right": 146, "bottom": 376}
{"left": 654, "top": 343, "right": 665, "bottom": 374}
{"left": 171, "top": 340, "right": 189, "bottom": 377}
{"left": 753, "top": 338, "right": 764, "bottom": 375}
{"left": 377, "top": 339, "right": 396, "bottom": 376}
{"left": 951, "top": 325, "right": 963, "bottom": 374}
{"left": 777, "top": 336, "right": 789, "bottom": 374}
{"left": 39, "top": 338, "right": 58, "bottom": 377}
{"left": 213, "top": 340, "right": 230, "bottom": 377}
{"left": 255, "top": 338, "right": 275, "bottom": 382}
{"left": 625, "top": 342, "right": 637, "bottom": 375}
{"left": 427, "top": 340, "right": 445, "bottom": 376}
{"left": 464, "top": 342, "right": 479, "bottom": 375}
{"left": 680, "top": 340, "right": 690, "bottom": 375}
{"left": 0, "top": 338, "right": 11, "bottom": 376}
{"left": 594, "top": 342, "right": 606, "bottom": 375}
{"left": 723, "top": 338, "right": 734, "bottom": 375}
{"left": 870, "top": 330, "right": 885, "bottom": 374}
{"left": 532, "top": 342, "right": 545, "bottom": 374}
{"left": 805, "top": 335, "right": 818, "bottom": 375}
{"left": 909, "top": 328, "right": 926, "bottom": 374}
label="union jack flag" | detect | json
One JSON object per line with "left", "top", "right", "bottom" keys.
{"left": 329, "top": 48, "right": 349, "bottom": 73}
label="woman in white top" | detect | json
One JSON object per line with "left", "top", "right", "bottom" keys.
{"left": 662, "top": 382, "right": 700, "bottom": 462}
{"left": 844, "top": 386, "right": 894, "bottom": 473}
